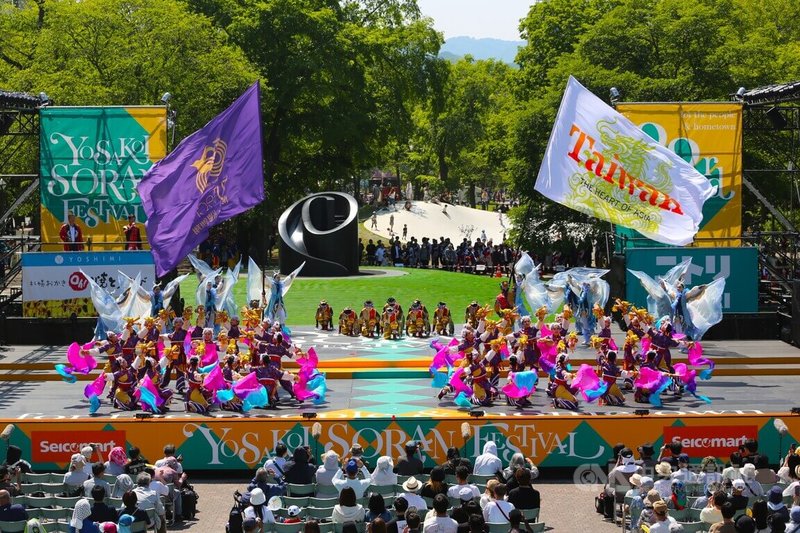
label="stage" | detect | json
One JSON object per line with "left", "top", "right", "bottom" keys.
{"left": 1, "top": 326, "right": 800, "bottom": 471}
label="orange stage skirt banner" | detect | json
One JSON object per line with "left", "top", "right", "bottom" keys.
{"left": 5, "top": 413, "right": 798, "bottom": 471}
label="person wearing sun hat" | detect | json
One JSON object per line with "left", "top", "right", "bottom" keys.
{"left": 768, "top": 485, "right": 791, "bottom": 523}
{"left": 638, "top": 489, "right": 664, "bottom": 531}
{"left": 243, "top": 487, "right": 276, "bottom": 526}
{"left": 628, "top": 477, "right": 655, "bottom": 532}
{"left": 741, "top": 463, "right": 764, "bottom": 498}
{"left": 784, "top": 466, "right": 800, "bottom": 498}
{"left": 654, "top": 462, "right": 674, "bottom": 499}
{"left": 397, "top": 476, "right": 426, "bottom": 512}
{"left": 649, "top": 500, "right": 678, "bottom": 533}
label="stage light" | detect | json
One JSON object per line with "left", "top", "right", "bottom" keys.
{"left": 610, "top": 87, "right": 620, "bottom": 104}
{"left": 791, "top": 407, "right": 800, "bottom": 415}
{"left": 634, "top": 409, "right": 650, "bottom": 416}
{"left": 134, "top": 412, "right": 153, "bottom": 420}
{"left": 766, "top": 107, "right": 788, "bottom": 129}
{"left": 736, "top": 87, "right": 746, "bottom": 99}
{"left": 302, "top": 412, "right": 317, "bottom": 419}
{"left": 38, "top": 92, "right": 50, "bottom": 106}
{"left": 469, "top": 410, "right": 485, "bottom": 418}
{"left": 161, "top": 92, "right": 172, "bottom": 104}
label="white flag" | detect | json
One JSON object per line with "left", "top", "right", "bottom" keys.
{"left": 535, "top": 76, "right": 715, "bottom": 246}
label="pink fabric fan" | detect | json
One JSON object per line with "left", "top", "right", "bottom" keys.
{"left": 66, "top": 341, "right": 98, "bottom": 374}
{"left": 83, "top": 372, "right": 106, "bottom": 399}
{"left": 203, "top": 365, "right": 226, "bottom": 391}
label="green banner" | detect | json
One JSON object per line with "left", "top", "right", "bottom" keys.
{"left": 625, "top": 247, "right": 758, "bottom": 313}
{"left": 39, "top": 106, "right": 167, "bottom": 250}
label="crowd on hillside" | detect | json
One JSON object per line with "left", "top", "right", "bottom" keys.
{"left": 359, "top": 237, "right": 518, "bottom": 273}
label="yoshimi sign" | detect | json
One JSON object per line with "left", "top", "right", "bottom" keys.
{"left": 39, "top": 106, "right": 167, "bottom": 251}
{"left": 535, "top": 76, "right": 715, "bottom": 246}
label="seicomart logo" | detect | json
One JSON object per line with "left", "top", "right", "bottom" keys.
{"left": 32, "top": 431, "right": 126, "bottom": 464}
{"left": 663, "top": 426, "right": 758, "bottom": 457}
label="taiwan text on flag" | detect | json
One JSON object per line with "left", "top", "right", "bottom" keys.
{"left": 137, "top": 82, "right": 264, "bottom": 276}
{"left": 534, "top": 76, "right": 715, "bottom": 246}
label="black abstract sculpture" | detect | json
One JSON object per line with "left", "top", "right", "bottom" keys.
{"left": 278, "top": 192, "right": 359, "bottom": 277}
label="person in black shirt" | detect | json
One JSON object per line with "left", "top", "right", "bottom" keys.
{"left": 395, "top": 441, "right": 424, "bottom": 476}
{"left": 443, "top": 448, "right": 472, "bottom": 476}
{"left": 420, "top": 467, "right": 448, "bottom": 498}
{"left": 507, "top": 468, "right": 540, "bottom": 511}
{"left": 386, "top": 496, "right": 408, "bottom": 533}
{"left": 0, "top": 489, "right": 27, "bottom": 522}
{"left": 124, "top": 447, "right": 148, "bottom": 477}
{"left": 729, "top": 480, "right": 749, "bottom": 511}
{"left": 117, "top": 490, "right": 152, "bottom": 528}
{"left": 283, "top": 447, "right": 317, "bottom": 485}
{"left": 89, "top": 485, "right": 118, "bottom": 523}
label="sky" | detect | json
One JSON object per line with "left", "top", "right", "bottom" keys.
{"left": 416, "top": 0, "right": 531, "bottom": 41}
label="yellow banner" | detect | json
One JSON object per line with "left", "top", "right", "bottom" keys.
{"left": 618, "top": 103, "right": 743, "bottom": 247}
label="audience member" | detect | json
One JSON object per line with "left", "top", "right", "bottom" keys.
{"left": 784, "top": 466, "right": 800, "bottom": 498}
{"left": 443, "top": 448, "right": 472, "bottom": 475}
{"left": 701, "top": 491, "right": 728, "bottom": 525}
{"left": 786, "top": 506, "right": 800, "bottom": 533}
{"left": 482, "top": 483, "right": 514, "bottom": 523}
{"left": 132, "top": 472, "right": 165, "bottom": 532}
{"left": 473, "top": 442, "right": 502, "bottom": 476}
{"left": 81, "top": 445, "right": 99, "bottom": 477}
{"left": 333, "top": 459, "right": 373, "bottom": 498}
{"left": 406, "top": 511, "right": 422, "bottom": 533}
{"left": 657, "top": 442, "right": 683, "bottom": 469}
{"left": 124, "top": 448, "right": 148, "bottom": 478}
{"left": 366, "top": 493, "right": 391, "bottom": 522}
{"left": 723, "top": 453, "right": 745, "bottom": 482}
{"left": 637, "top": 443, "right": 658, "bottom": 476}
{"left": 755, "top": 455, "right": 778, "bottom": 484}
{"left": 64, "top": 454, "right": 91, "bottom": 496}
{"left": 88, "top": 484, "right": 117, "bottom": 523}
{"left": 735, "top": 515, "right": 757, "bottom": 533}
{"left": 698, "top": 457, "right": 723, "bottom": 487}
{"left": 243, "top": 487, "right": 275, "bottom": 526}
{"left": 507, "top": 468, "right": 540, "bottom": 510}
{"left": 305, "top": 520, "right": 322, "bottom": 533}
{"left": 370, "top": 517, "right": 388, "bottom": 533}
{"left": 395, "top": 442, "right": 424, "bottom": 476}
{"left": 466, "top": 514, "right": 485, "bottom": 533}
{"left": 84, "top": 462, "right": 111, "bottom": 498}
{"left": 386, "top": 496, "right": 408, "bottom": 533}
{"left": 0, "top": 489, "right": 27, "bottom": 522}
{"left": 371, "top": 456, "right": 398, "bottom": 487}
{"left": 241, "top": 516, "right": 259, "bottom": 533}
{"left": 729, "top": 480, "right": 749, "bottom": 511}
{"left": 264, "top": 443, "right": 290, "bottom": 477}
{"left": 709, "top": 502, "right": 737, "bottom": 533}
{"left": 397, "top": 477, "right": 427, "bottom": 512}
{"left": 671, "top": 455, "right": 697, "bottom": 483}
{"left": 69, "top": 498, "right": 100, "bottom": 532}
{"left": 423, "top": 494, "right": 458, "bottom": 533}
{"left": 284, "top": 446, "right": 317, "bottom": 484}
{"left": 447, "top": 466, "right": 480, "bottom": 500}
{"left": 105, "top": 446, "right": 127, "bottom": 477}
{"left": 479, "top": 480, "right": 498, "bottom": 510}
{"left": 750, "top": 499, "right": 769, "bottom": 533}
{"left": 654, "top": 462, "right": 674, "bottom": 499}
{"left": 450, "top": 489, "right": 478, "bottom": 525}
{"left": 670, "top": 480, "right": 687, "bottom": 510}
{"left": 421, "top": 467, "right": 448, "bottom": 498}
{"left": 248, "top": 467, "right": 286, "bottom": 499}
{"left": 769, "top": 486, "right": 791, "bottom": 523}
{"left": 117, "top": 490, "right": 151, "bottom": 528}
{"left": 649, "top": 500, "right": 678, "bottom": 533}
{"left": 332, "top": 487, "right": 365, "bottom": 524}
{"left": 0, "top": 466, "right": 21, "bottom": 496}
{"left": 507, "top": 509, "right": 524, "bottom": 533}
{"left": 316, "top": 451, "right": 341, "bottom": 486}
{"left": 694, "top": 482, "right": 722, "bottom": 510}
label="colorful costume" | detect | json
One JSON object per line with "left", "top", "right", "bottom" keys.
{"left": 550, "top": 356, "right": 578, "bottom": 410}
{"left": 433, "top": 303, "right": 454, "bottom": 336}
{"left": 359, "top": 302, "right": 378, "bottom": 337}
{"left": 339, "top": 308, "right": 358, "bottom": 336}
{"left": 315, "top": 301, "right": 334, "bottom": 330}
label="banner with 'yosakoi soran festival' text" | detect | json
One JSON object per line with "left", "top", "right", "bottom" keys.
{"left": 39, "top": 107, "right": 167, "bottom": 251}
{"left": 535, "top": 77, "right": 715, "bottom": 246}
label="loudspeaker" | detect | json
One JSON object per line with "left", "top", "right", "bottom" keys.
{"left": 791, "top": 281, "right": 800, "bottom": 345}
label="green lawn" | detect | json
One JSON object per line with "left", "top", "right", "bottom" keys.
{"left": 179, "top": 267, "right": 504, "bottom": 326}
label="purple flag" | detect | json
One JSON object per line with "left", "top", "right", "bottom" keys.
{"left": 138, "top": 82, "right": 264, "bottom": 276}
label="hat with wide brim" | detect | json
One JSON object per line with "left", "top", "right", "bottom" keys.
{"left": 402, "top": 476, "right": 421, "bottom": 492}
{"left": 655, "top": 462, "right": 673, "bottom": 477}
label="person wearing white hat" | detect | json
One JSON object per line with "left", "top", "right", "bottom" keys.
{"left": 729, "top": 479, "right": 749, "bottom": 511}
{"left": 397, "top": 477, "right": 427, "bottom": 513}
{"left": 608, "top": 448, "right": 643, "bottom": 497}
{"left": 741, "top": 463, "right": 764, "bottom": 498}
{"left": 81, "top": 445, "right": 97, "bottom": 477}
{"left": 243, "top": 488, "right": 276, "bottom": 526}
{"left": 64, "top": 453, "right": 91, "bottom": 496}
{"left": 371, "top": 456, "right": 398, "bottom": 487}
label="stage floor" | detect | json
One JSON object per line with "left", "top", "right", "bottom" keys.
{"left": 1, "top": 325, "right": 798, "bottom": 420}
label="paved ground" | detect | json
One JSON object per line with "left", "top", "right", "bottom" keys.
{"left": 192, "top": 479, "right": 616, "bottom": 532}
